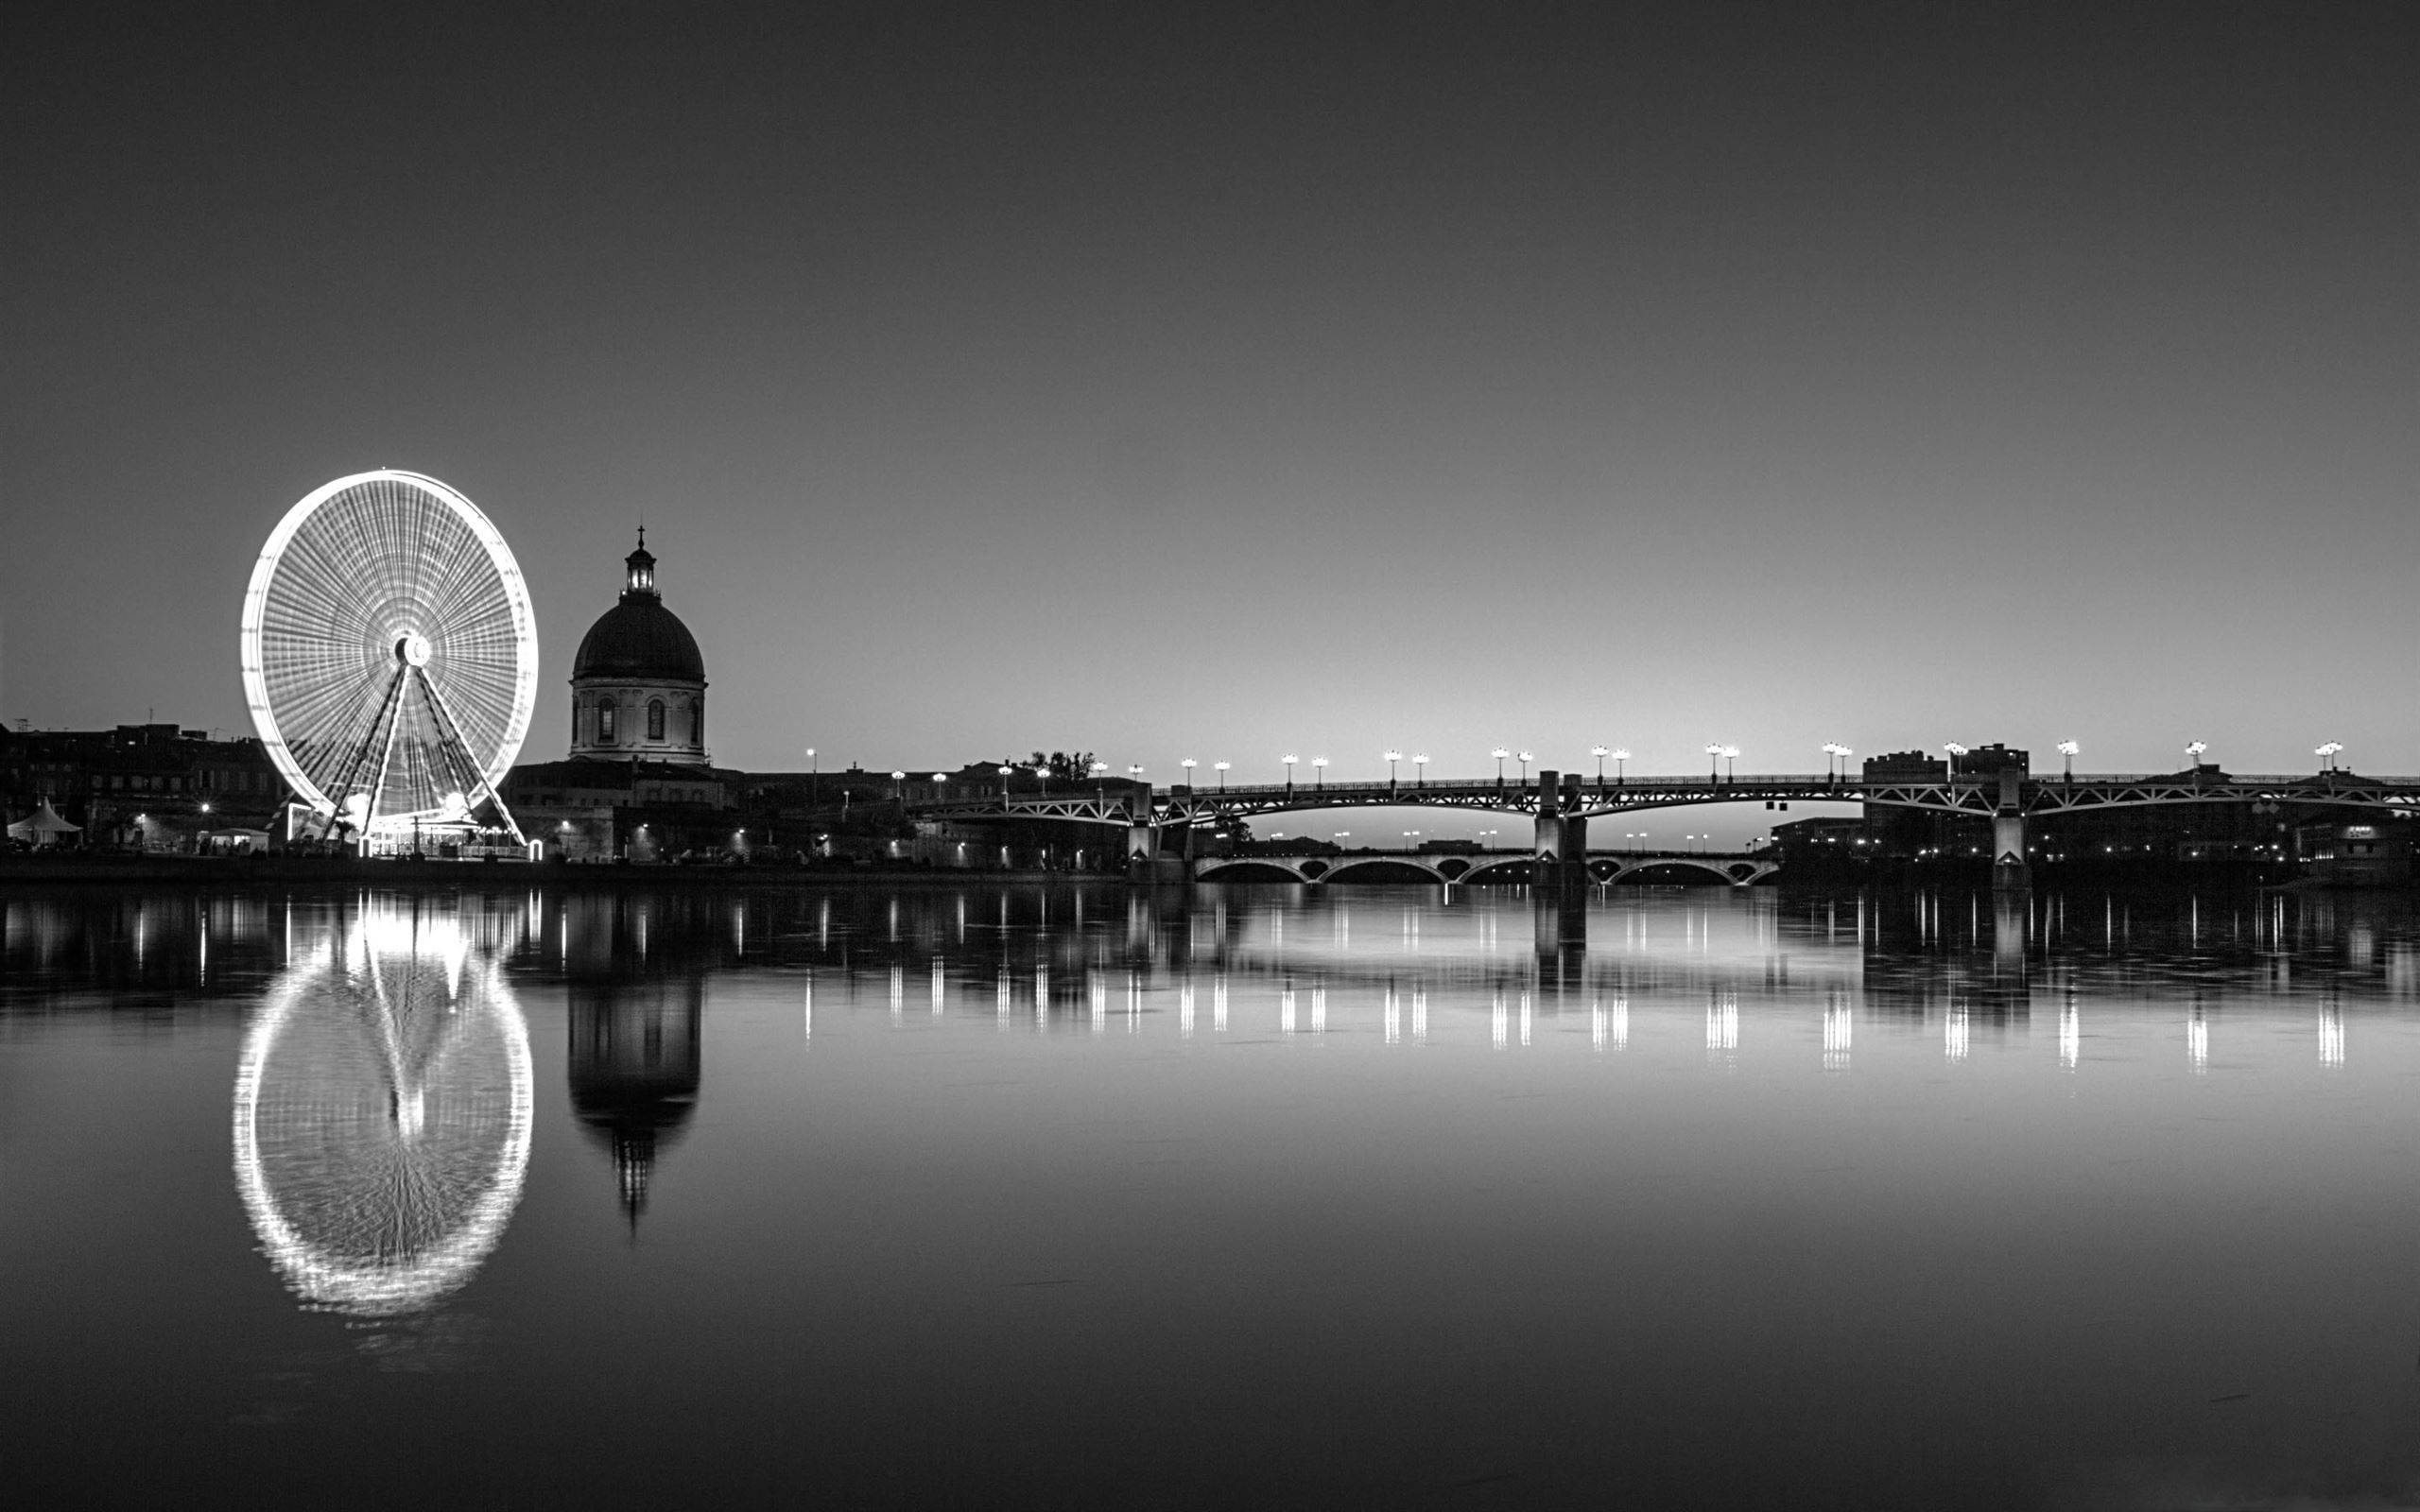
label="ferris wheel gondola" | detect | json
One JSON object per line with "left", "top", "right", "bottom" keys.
{"left": 238, "top": 470, "right": 536, "bottom": 845}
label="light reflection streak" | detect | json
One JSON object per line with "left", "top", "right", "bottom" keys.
{"left": 1823, "top": 989, "right": 1851, "bottom": 1072}
{"left": 1412, "top": 985, "right": 1428, "bottom": 1044}
{"left": 2060, "top": 996, "right": 2079, "bottom": 1072}
{"left": 2321, "top": 1002, "right": 2345, "bottom": 1067}
{"left": 1945, "top": 1004, "right": 1969, "bottom": 1061}
{"left": 2187, "top": 1001, "right": 2208, "bottom": 1075}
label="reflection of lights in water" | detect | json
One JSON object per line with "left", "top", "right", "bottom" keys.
{"left": 1945, "top": 1004, "right": 1969, "bottom": 1061}
{"left": 2059, "top": 998, "right": 2079, "bottom": 1071}
{"left": 1384, "top": 987, "right": 1400, "bottom": 1045}
{"left": 803, "top": 978, "right": 813, "bottom": 1048}
{"left": 1823, "top": 990, "right": 1852, "bottom": 1072}
{"left": 2187, "top": 1004, "right": 2208, "bottom": 1074}
{"left": 2320, "top": 1005, "right": 2345, "bottom": 1068}
{"left": 1492, "top": 989, "right": 1508, "bottom": 1049}
{"left": 1519, "top": 989, "right": 1531, "bottom": 1047}
{"left": 1089, "top": 971, "right": 1106, "bottom": 1034}
{"left": 1281, "top": 985, "right": 1297, "bottom": 1036}
{"left": 1412, "top": 985, "right": 1428, "bottom": 1044}
{"left": 1181, "top": 979, "right": 1195, "bottom": 1040}
{"left": 1592, "top": 994, "right": 1628, "bottom": 1052}
{"left": 1127, "top": 971, "right": 1141, "bottom": 1034}
{"left": 233, "top": 905, "right": 532, "bottom": 1318}
{"left": 1214, "top": 973, "right": 1229, "bottom": 1034}
{"left": 1705, "top": 994, "right": 1737, "bottom": 1061}
{"left": 889, "top": 963, "right": 904, "bottom": 1025}
{"left": 1312, "top": 982, "right": 1326, "bottom": 1035}
{"left": 931, "top": 958, "right": 945, "bottom": 1016}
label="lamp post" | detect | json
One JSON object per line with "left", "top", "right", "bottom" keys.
{"left": 1944, "top": 742, "right": 1967, "bottom": 780}
{"left": 1705, "top": 743, "right": 1722, "bottom": 782}
{"left": 1283, "top": 754, "right": 1298, "bottom": 793}
{"left": 1090, "top": 760, "right": 1109, "bottom": 803}
{"left": 1592, "top": 745, "right": 1609, "bottom": 785}
{"left": 1312, "top": 756, "right": 1327, "bottom": 789}
{"left": 998, "top": 765, "right": 1014, "bottom": 811}
{"left": 1385, "top": 749, "right": 1402, "bottom": 788}
{"left": 2186, "top": 740, "right": 2207, "bottom": 770}
{"left": 1413, "top": 752, "right": 1428, "bottom": 787}
{"left": 1721, "top": 746, "right": 1739, "bottom": 782}
{"left": 1517, "top": 750, "right": 1533, "bottom": 784}
{"left": 1493, "top": 747, "right": 1510, "bottom": 784}
{"left": 1181, "top": 757, "right": 1198, "bottom": 790}
{"left": 2057, "top": 740, "right": 2079, "bottom": 782}
{"left": 805, "top": 746, "right": 818, "bottom": 803}
{"left": 2318, "top": 741, "right": 2343, "bottom": 773}
{"left": 1215, "top": 760, "right": 1229, "bottom": 792}
{"left": 1612, "top": 748, "right": 1629, "bottom": 785}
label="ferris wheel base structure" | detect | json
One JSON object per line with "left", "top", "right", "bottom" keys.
{"left": 240, "top": 470, "right": 539, "bottom": 850}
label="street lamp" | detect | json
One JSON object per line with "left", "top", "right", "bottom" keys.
{"left": 1413, "top": 752, "right": 1428, "bottom": 787}
{"left": 1385, "top": 749, "right": 1402, "bottom": 785}
{"left": 998, "top": 765, "right": 1014, "bottom": 808}
{"left": 1822, "top": 742, "right": 1848, "bottom": 780}
{"left": 1089, "top": 760, "right": 1109, "bottom": 801}
{"left": 1493, "top": 747, "right": 1510, "bottom": 782}
{"left": 1706, "top": 743, "right": 1722, "bottom": 781}
{"left": 2056, "top": 740, "right": 2079, "bottom": 781}
{"left": 1312, "top": 756, "right": 1328, "bottom": 788}
{"left": 1181, "top": 757, "right": 1198, "bottom": 789}
{"left": 1721, "top": 746, "right": 1739, "bottom": 782}
{"left": 1611, "top": 748, "right": 1628, "bottom": 783}
{"left": 1591, "top": 745, "right": 1609, "bottom": 784}
{"left": 2186, "top": 741, "right": 2207, "bottom": 770}
{"left": 2318, "top": 741, "right": 2343, "bottom": 773}
{"left": 1944, "top": 742, "right": 1967, "bottom": 780}
{"left": 1517, "top": 750, "right": 1533, "bottom": 784}
{"left": 1214, "top": 760, "right": 1230, "bottom": 792}
{"left": 1283, "top": 753, "right": 1298, "bottom": 789}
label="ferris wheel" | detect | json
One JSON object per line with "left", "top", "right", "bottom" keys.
{"left": 232, "top": 903, "right": 534, "bottom": 1316}
{"left": 239, "top": 470, "right": 535, "bottom": 843}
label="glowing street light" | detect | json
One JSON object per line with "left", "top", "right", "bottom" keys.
{"left": 1591, "top": 745, "right": 1610, "bottom": 783}
{"left": 1705, "top": 743, "right": 1722, "bottom": 781}
{"left": 1943, "top": 742, "right": 1967, "bottom": 781}
{"left": 1517, "top": 750, "right": 1533, "bottom": 783}
{"left": 2317, "top": 741, "right": 2344, "bottom": 773}
{"left": 1181, "top": 757, "right": 1198, "bottom": 789}
{"left": 1413, "top": 752, "right": 1428, "bottom": 787}
{"left": 1214, "top": 760, "right": 1230, "bottom": 792}
{"left": 1312, "top": 756, "right": 1328, "bottom": 788}
{"left": 1385, "top": 749, "right": 1403, "bottom": 785}
{"left": 1493, "top": 747, "right": 1510, "bottom": 782}
{"left": 1822, "top": 742, "right": 1850, "bottom": 780}
{"left": 1283, "top": 753, "right": 1298, "bottom": 789}
{"left": 2057, "top": 739, "right": 2080, "bottom": 781}
{"left": 2185, "top": 740, "right": 2208, "bottom": 769}
{"left": 998, "top": 765, "right": 1014, "bottom": 809}
{"left": 1721, "top": 746, "right": 1739, "bottom": 782}
{"left": 1611, "top": 747, "right": 1629, "bottom": 783}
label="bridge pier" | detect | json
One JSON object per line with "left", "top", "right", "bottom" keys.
{"left": 1993, "top": 769, "right": 2030, "bottom": 892}
{"left": 1127, "top": 821, "right": 1158, "bottom": 882}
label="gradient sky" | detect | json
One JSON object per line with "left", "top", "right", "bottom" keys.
{"left": 5, "top": 4, "right": 2415, "bottom": 842}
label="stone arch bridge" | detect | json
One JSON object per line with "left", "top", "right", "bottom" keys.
{"left": 1196, "top": 850, "right": 1779, "bottom": 887}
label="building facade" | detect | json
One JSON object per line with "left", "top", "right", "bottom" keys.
{"left": 567, "top": 533, "right": 710, "bottom": 765}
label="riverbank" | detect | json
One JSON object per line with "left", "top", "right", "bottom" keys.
{"left": 0, "top": 854, "right": 1122, "bottom": 890}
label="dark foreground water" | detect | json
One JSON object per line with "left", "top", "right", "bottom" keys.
{"left": 9, "top": 881, "right": 2420, "bottom": 1509}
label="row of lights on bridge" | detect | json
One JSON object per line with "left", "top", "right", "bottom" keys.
{"left": 801, "top": 738, "right": 2359, "bottom": 789}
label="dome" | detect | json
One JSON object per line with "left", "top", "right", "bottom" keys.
{"left": 572, "top": 598, "right": 705, "bottom": 681}
{"left": 570, "top": 537, "right": 706, "bottom": 682}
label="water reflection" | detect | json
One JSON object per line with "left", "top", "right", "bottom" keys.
{"left": 559, "top": 895, "right": 706, "bottom": 1228}
{"left": 230, "top": 899, "right": 531, "bottom": 1317}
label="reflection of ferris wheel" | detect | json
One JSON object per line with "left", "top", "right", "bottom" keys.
{"left": 238, "top": 470, "right": 534, "bottom": 842}
{"left": 232, "top": 907, "right": 533, "bottom": 1316}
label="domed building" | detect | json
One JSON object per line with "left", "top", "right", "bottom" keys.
{"left": 568, "top": 531, "right": 709, "bottom": 765}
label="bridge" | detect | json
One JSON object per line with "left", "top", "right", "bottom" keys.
{"left": 910, "top": 765, "right": 2415, "bottom": 887}
{"left": 1196, "top": 848, "right": 1779, "bottom": 887}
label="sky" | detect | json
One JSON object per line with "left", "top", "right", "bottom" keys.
{"left": 4, "top": 4, "right": 2416, "bottom": 843}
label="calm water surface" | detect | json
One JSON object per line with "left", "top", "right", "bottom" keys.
{"left": 9, "top": 881, "right": 2420, "bottom": 1509}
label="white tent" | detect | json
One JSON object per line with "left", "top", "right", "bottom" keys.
{"left": 8, "top": 799, "right": 82, "bottom": 844}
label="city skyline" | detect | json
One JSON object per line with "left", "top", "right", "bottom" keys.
{"left": 6, "top": 6, "right": 2415, "bottom": 835}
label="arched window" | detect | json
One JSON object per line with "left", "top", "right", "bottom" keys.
{"left": 648, "top": 699, "right": 666, "bottom": 741}
{"left": 598, "top": 700, "right": 616, "bottom": 741}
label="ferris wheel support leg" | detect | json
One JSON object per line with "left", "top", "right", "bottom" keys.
{"left": 311, "top": 664, "right": 411, "bottom": 845}
{"left": 411, "top": 667, "right": 527, "bottom": 846}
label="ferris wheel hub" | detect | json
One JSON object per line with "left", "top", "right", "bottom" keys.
{"left": 396, "top": 632, "right": 432, "bottom": 667}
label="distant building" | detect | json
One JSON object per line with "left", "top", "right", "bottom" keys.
{"left": 0, "top": 723, "right": 283, "bottom": 850}
{"left": 2294, "top": 816, "right": 2414, "bottom": 887}
{"left": 567, "top": 532, "right": 710, "bottom": 765}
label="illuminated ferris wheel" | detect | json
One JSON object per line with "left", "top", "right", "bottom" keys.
{"left": 232, "top": 904, "right": 534, "bottom": 1316}
{"left": 238, "top": 470, "right": 535, "bottom": 843}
